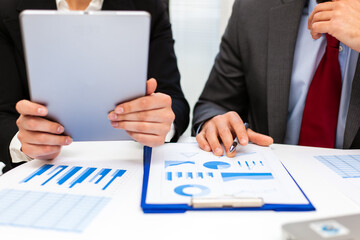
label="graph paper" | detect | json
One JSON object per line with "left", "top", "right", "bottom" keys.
{"left": 315, "top": 155, "right": 360, "bottom": 178}
{"left": 0, "top": 189, "right": 110, "bottom": 232}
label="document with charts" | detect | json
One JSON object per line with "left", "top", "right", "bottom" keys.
{"left": 0, "top": 141, "right": 141, "bottom": 237}
{"left": 142, "top": 143, "right": 314, "bottom": 212}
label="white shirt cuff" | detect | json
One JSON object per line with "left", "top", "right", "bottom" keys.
{"left": 9, "top": 132, "right": 33, "bottom": 163}
{"left": 165, "top": 123, "right": 175, "bottom": 142}
{"left": 9, "top": 124, "right": 175, "bottom": 163}
{"left": 0, "top": 162, "right": 5, "bottom": 176}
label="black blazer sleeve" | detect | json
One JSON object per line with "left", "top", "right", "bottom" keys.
{"left": 0, "top": 1, "right": 29, "bottom": 173}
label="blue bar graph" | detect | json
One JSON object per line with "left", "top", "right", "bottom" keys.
{"left": 167, "top": 172, "right": 213, "bottom": 181}
{"left": 42, "top": 165, "right": 68, "bottom": 186}
{"left": 21, "top": 164, "right": 127, "bottom": 191}
{"left": 21, "top": 164, "right": 53, "bottom": 183}
{"left": 245, "top": 161, "right": 250, "bottom": 170}
{"left": 47, "top": 165, "right": 61, "bottom": 175}
{"left": 221, "top": 172, "right": 274, "bottom": 182}
{"left": 166, "top": 172, "right": 172, "bottom": 181}
{"left": 102, "top": 169, "right": 126, "bottom": 190}
{"left": 237, "top": 160, "right": 266, "bottom": 170}
{"left": 90, "top": 168, "right": 111, "bottom": 184}
{"left": 58, "top": 166, "right": 82, "bottom": 185}
{"left": 70, "top": 168, "right": 97, "bottom": 188}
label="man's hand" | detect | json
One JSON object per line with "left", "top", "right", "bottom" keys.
{"left": 16, "top": 100, "right": 72, "bottom": 160}
{"left": 308, "top": 0, "right": 360, "bottom": 52}
{"left": 108, "top": 78, "right": 175, "bottom": 147}
{"left": 196, "top": 112, "right": 273, "bottom": 157}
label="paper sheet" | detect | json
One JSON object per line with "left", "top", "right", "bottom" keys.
{"left": 0, "top": 155, "right": 140, "bottom": 233}
{"left": 146, "top": 143, "right": 309, "bottom": 205}
{"left": 292, "top": 149, "right": 360, "bottom": 207}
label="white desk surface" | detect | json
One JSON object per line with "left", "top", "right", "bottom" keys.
{"left": 1, "top": 137, "right": 360, "bottom": 240}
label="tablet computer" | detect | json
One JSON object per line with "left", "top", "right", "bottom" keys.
{"left": 20, "top": 10, "right": 150, "bottom": 141}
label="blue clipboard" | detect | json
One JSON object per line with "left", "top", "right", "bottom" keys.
{"left": 141, "top": 146, "right": 315, "bottom": 213}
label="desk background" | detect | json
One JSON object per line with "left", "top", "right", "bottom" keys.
{"left": 171, "top": 0, "right": 235, "bottom": 135}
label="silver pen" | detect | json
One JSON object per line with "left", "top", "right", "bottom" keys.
{"left": 229, "top": 122, "right": 249, "bottom": 153}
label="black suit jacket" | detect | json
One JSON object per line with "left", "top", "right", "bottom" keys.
{"left": 0, "top": 0, "right": 190, "bottom": 173}
{"left": 193, "top": 0, "right": 360, "bottom": 148}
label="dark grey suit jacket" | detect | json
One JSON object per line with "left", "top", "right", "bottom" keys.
{"left": 193, "top": 0, "right": 360, "bottom": 149}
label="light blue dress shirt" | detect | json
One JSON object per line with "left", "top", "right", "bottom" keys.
{"left": 284, "top": 0, "right": 359, "bottom": 148}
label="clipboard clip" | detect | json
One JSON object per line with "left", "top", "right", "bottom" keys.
{"left": 190, "top": 197, "right": 264, "bottom": 208}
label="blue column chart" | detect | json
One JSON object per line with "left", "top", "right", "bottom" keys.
{"left": 165, "top": 171, "right": 215, "bottom": 181}
{"left": 316, "top": 155, "right": 360, "bottom": 178}
{"left": 20, "top": 164, "right": 127, "bottom": 191}
{"left": 0, "top": 189, "right": 110, "bottom": 232}
{"left": 221, "top": 172, "right": 274, "bottom": 181}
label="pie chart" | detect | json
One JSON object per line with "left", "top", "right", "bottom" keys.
{"left": 203, "top": 161, "right": 231, "bottom": 170}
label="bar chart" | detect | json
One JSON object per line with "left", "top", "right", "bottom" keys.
{"left": 237, "top": 160, "right": 265, "bottom": 170}
{"left": 21, "top": 164, "right": 127, "bottom": 191}
{"left": 316, "top": 155, "right": 360, "bottom": 178}
{"left": 0, "top": 189, "right": 109, "bottom": 232}
{"left": 164, "top": 153, "right": 272, "bottom": 184}
{"left": 165, "top": 171, "right": 214, "bottom": 181}
{"left": 167, "top": 155, "right": 273, "bottom": 200}
{"left": 221, "top": 172, "right": 274, "bottom": 181}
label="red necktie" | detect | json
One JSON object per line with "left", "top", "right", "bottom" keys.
{"left": 298, "top": 34, "right": 342, "bottom": 148}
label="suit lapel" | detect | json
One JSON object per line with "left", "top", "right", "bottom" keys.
{"left": 267, "top": 0, "right": 306, "bottom": 143}
{"left": 344, "top": 59, "right": 360, "bottom": 148}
